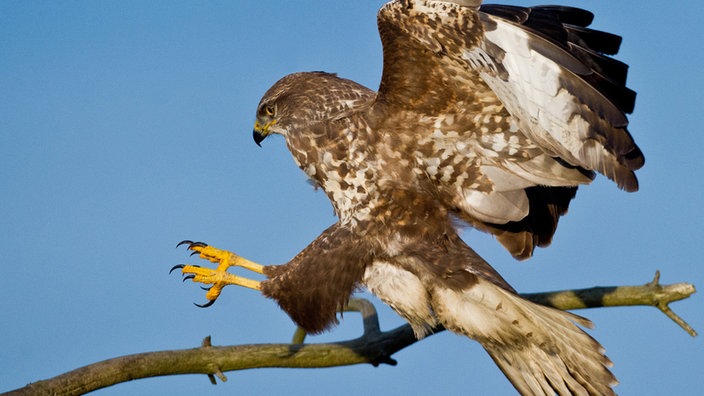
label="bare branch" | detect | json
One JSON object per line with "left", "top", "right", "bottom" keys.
{"left": 3, "top": 274, "right": 696, "bottom": 396}
{"left": 522, "top": 271, "right": 697, "bottom": 336}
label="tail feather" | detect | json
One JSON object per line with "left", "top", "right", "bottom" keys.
{"left": 432, "top": 276, "right": 616, "bottom": 396}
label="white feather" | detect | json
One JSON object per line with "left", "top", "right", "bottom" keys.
{"left": 363, "top": 260, "right": 438, "bottom": 338}
{"left": 475, "top": 14, "right": 626, "bottom": 173}
{"left": 432, "top": 276, "right": 616, "bottom": 395}
{"left": 461, "top": 189, "right": 528, "bottom": 224}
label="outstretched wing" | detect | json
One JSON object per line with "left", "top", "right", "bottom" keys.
{"left": 474, "top": 4, "right": 643, "bottom": 189}
{"left": 373, "top": 1, "right": 643, "bottom": 258}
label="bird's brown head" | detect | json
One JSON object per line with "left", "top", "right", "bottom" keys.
{"left": 252, "top": 71, "right": 375, "bottom": 146}
{"left": 252, "top": 100, "right": 280, "bottom": 147}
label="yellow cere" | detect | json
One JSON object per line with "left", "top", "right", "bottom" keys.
{"left": 254, "top": 119, "right": 278, "bottom": 135}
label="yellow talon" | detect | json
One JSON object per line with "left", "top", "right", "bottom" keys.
{"left": 181, "top": 265, "right": 261, "bottom": 300}
{"left": 174, "top": 241, "right": 264, "bottom": 305}
{"left": 189, "top": 244, "right": 265, "bottom": 275}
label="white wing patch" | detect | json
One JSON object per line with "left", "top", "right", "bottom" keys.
{"left": 465, "top": 14, "right": 637, "bottom": 190}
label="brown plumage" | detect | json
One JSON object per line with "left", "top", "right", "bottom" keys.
{"left": 251, "top": 1, "right": 642, "bottom": 394}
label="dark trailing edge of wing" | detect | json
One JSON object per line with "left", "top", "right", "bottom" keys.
{"left": 480, "top": 4, "right": 636, "bottom": 114}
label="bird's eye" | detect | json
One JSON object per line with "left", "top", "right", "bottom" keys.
{"left": 263, "top": 105, "right": 275, "bottom": 117}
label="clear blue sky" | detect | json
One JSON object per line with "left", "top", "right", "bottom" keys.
{"left": 2, "top": 1, "right": 702, "bottom": 395}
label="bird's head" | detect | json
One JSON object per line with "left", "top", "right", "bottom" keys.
{"left": 252, "top": 71, "right": 375, "bottom": 146}
{"left": 252, "top": 100, "right": 282, "bottom": 147}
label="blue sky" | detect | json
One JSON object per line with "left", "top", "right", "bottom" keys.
{"left": 1, "top": 1, "right": 702, "bottom": 395}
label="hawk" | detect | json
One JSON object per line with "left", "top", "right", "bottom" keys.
{"left": 174, "top": 1, "right": 643, "bottom": 394}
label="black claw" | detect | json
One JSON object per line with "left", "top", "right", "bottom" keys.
{"left": 190, "top": 241, "right": 207, "bottom": 248}
{"left": 169, "top": 264, "right": 185, "bottom": 274}
{"left": 201, "top": 286, "right": 212, "bottom": 291}
{"left": 176, "top": 240, "right": 193, "bottom": 248}
{"left": 182, "top": 274, "right": 195, "bottom": 282}
{"left": 195, "top": 300, "right": 216, "bottom": 308}
{"left": 190, "top": 251, "right": 200, "bottom": 257}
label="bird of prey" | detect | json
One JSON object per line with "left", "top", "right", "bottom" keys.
{"left": 173, "top": 1, "right": 643, "bottom": 394}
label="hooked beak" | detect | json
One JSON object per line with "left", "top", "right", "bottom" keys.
{"left": 252, "top": 119, "right": 275, "bottom": 147}
{"left": 253, "top": 128, "right": 266, "bottom": 147}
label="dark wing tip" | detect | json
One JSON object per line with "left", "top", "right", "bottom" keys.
{"left": 481, "top": 4, "right": 636, "bottom": 114}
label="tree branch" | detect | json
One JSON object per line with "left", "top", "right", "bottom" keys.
{"left": 522, "top": 271, "right": 697, "bottom": 336}
{"left": 3, "top": 272, "right": 696, "bottom": 396}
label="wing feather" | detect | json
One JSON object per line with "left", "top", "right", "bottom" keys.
{"left": 374, "top": 1, "right": 643, "bottom": 257}
{"left": 476, "top": 6, "right": 643, "bottom": 190}
{"left": 433, "top": 275, "right": 617, "bottom": 395}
